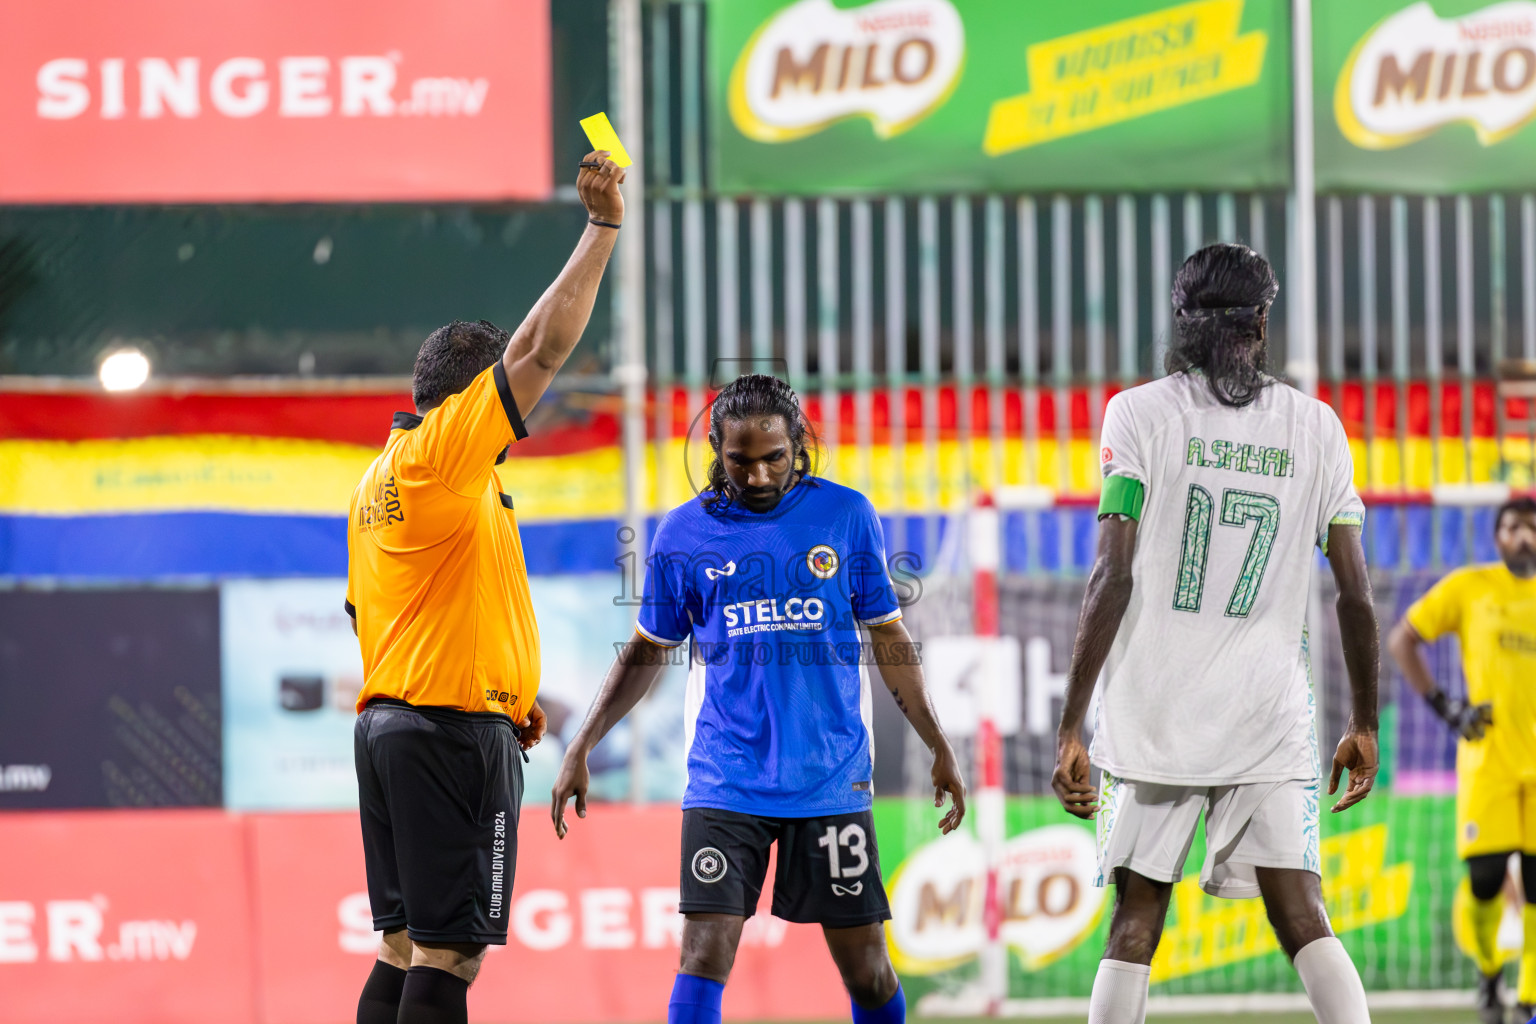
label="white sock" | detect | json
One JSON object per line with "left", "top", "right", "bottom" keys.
{"left": 1088, "top": 959, "right": 1151, "bottom": 1024}
{"left": 1293, "top": 936, "right": 1371, "bottom": 1024}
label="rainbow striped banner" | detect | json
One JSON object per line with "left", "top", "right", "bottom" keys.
{"left": 0, "top": 387, "right": 625, "bottom": 578}
{"left": 0, "top": 380, "right": 1526, "bottom": 578}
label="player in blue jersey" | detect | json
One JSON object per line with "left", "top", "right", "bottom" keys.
{"left": 551, "top": 373, "right": 965, "bottom": 1024}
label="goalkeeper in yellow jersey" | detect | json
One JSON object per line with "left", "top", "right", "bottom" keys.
{"left": 1389, "top": 497, "right": 1536, "bottom": 1024}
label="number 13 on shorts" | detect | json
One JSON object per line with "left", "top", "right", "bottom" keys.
{"left": 818, "top": 822, "right": 870, "bottom": 879}
{"left": 676, "top": 808, "right": 891, "bottom": 927}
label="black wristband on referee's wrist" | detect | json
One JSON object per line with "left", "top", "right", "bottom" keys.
{"left": 588, "top": 216, "right": 622, "bottom": 229}
{"left": 1424, "top": 688, "right": 1451, "bottom": 718}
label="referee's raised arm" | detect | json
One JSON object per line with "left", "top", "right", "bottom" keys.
{"left": 343, "top": 153, "right": 627, "bottom": 1021}
{"left": 501, "top": 150, "right": 627, "bottom": 418}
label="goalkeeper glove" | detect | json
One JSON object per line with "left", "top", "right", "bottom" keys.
{"left": 1425, "top": 689, "right": 1493, "bottom": 740}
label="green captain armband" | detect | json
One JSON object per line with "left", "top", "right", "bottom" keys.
{"left": 1319, "top": 509, "right": 1365, "bottom": 554}
{"left": 1098, "top": 475, "right": 1145, "bottom": 520}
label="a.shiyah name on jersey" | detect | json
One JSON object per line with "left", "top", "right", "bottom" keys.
{"left": 1185, "top": 436, "right": 1295, "bottom": 478}
{"left": 723, "top": 596, "right": 826, "bottom": 637}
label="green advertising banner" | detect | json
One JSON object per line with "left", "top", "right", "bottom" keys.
{"left": 874, "top": 793, "right": 1484, "bottom": 1000}
{"left": 709, "top": 0, "right": 1293, "bottom": 195}
{"left": 1316, "top": 0, "right": 1536, "bottom": 192}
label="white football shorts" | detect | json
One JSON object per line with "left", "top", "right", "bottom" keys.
{"left": 1094, "top": 772, "right": 1322, "bottom": 899}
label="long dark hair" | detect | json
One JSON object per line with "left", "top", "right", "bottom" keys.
{"left": 1166, "top": 243, "right": 1279, "bottom": 408}
{"left": 702, "top": 374, "right": 819, "bottom": 514}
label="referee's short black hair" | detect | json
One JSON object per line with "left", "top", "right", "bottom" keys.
{"left": 412, "top": 319, "right": 510, "bottom": 412}
{"left": 1495, "top": 495, "right": 1536, "bottom": 533}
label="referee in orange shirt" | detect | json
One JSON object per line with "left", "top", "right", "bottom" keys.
{"left": 345, "top": 152, "right": 625, "bottom": 1024}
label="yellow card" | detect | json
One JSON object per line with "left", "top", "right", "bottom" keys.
{"left": 579, "top": 111, "right": 632, "bottom": 168}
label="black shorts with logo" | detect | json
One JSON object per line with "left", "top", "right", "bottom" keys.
{"left": 354, "top": 697, "right": 523, "bottom": 945}
{"left": 679, "top": 806, "right": 890, "bottom": 928}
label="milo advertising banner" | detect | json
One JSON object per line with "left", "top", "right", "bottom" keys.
{"left": 709, "top": 0, "right": 1293, "bottom": 194}
{"left": 873, "top": 794, "right": 1479, "bottom": 1000}
{"left": 1318, "top": 0, "right": 1536, "bottom": 190}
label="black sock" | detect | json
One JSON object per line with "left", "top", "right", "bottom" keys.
{"left": 356, "top": 960, "right": 406, "bottom": 1024}
{"left": 398, "top": 965, "right": 471, "bottom": 1024}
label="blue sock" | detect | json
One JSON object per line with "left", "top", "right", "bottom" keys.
{"left": 852, "top": 983, "right": 905, "bottom": 1024}
{"left": 667, "top": 973, "right": 724, "bottom": 1024}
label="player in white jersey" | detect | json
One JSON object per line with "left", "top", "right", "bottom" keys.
{"left": 1051, "top": 244, "right": 1381, "bottom": 1024}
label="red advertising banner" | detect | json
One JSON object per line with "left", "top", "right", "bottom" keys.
{"left": 0, "top": 807, "right": 851, "bottom": 1023}
{"left": 251, "top": 806, "right": 850, "bottom": 1023}
{"left": 1, "top": 0, "right": 551, "bottom": 202}
{"left": 0, "top": 810, "right": 257, "bottom": 1024}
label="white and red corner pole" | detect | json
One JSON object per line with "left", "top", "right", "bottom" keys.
{"left": 969, "top": 493, "right": 1007, "bottom": 1014}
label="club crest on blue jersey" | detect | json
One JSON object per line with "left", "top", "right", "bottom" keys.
{"left": 807, "top": 544, "right": 839, "bottom": 579}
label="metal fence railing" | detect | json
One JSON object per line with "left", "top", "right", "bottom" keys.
{"left": 634, "top": 1, "right": 1535, "bottom": 576}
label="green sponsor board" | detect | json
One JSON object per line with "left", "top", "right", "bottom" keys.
{"left": 709, "top": 0, "right": 1292, "bottom": 195}
{"left": 873, "top": 792, "right": 1478, "bottom": 998}
{"left": 1316, "top": 0, "right": 1536, "bottom": 192}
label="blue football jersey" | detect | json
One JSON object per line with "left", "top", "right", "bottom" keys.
{"left": 636, "top": 478, "right": 902, "bottom": 817}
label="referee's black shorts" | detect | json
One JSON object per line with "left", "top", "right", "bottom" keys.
{"left": 354, "top": 697, "right": 523, "bottom": 945}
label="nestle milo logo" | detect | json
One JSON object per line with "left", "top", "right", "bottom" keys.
{"left": 885, "top": 824, "right": 1105, "bottom": 974}
{"left": 728, "top": 0, "right": 965, "bottom": 142}
{"left": 1338, "top": 0, "right": 1536, "bottom": 148}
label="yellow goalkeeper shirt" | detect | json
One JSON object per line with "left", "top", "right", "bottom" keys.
{"left": 1407, "top": 564, "right": 1536, "bottom": 782}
